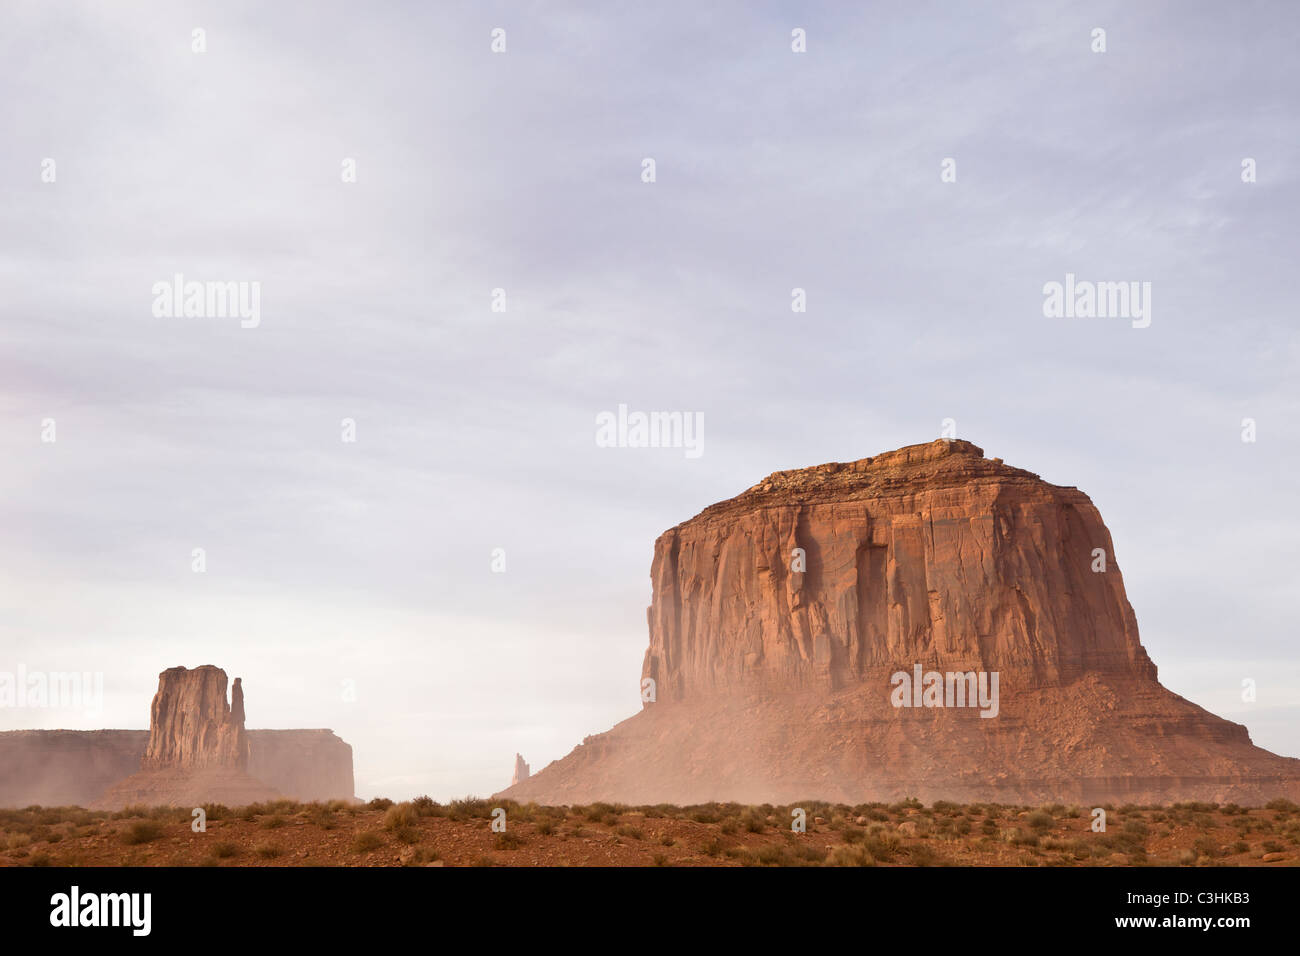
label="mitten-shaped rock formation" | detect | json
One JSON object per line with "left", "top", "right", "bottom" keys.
{"left": 503, "top": 439, "right": 1300, "bottom": 806}
{"left": 95, "top": 666, "right": 281, "bottom": 809}
{"left": 141, "top": 666, "right": 249, "bottom": 771}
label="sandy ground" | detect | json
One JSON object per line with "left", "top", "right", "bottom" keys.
{"left": 2, "top": 798, "right": 1297, "bottom": 867}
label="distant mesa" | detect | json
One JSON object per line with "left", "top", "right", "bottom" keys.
{"left": 500, "top": 439, "right": 1300, "bottom": 806}
{"left": 0, "top": 665, "right": 354, "bottom": 809}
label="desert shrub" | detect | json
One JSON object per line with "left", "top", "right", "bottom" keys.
{"left": 1121, "top": 820, "right": 1149, "bottom": 840}
{"left": 412, "top": 795, "right": 445, "bottom": 817}
{"left": 862, "top": 833, "right": 902, "bottom": 862}
{"left": 212, "top": 841, "right": 238, "bottom": 858}
{"left": 585, "top": 802, "right": 624, "bottom": 822}
{"left": 907, "top": 844, "right": 944, "bottom": 866}
{"left": 351, "top": 831, "right": 384, "bottom": 852}
{"left": 494, "top": 831, "right": 523, "bottom": 850}
{"left": 261, "top": 815, "right": 286, "bottom": 830}
{"left": 747, "top": 842, "right": 824, "bottom": 866}
{"left": 366, "top": 797, "right": 394, "bottom": 811}
{"left": 536, "top": 820, "right": 555, "bottom": 836}
{"left": 307, "top": 804, "right": 337, "bottom": 830}
{"left": 1010, "top": 829, "right": 1039, "bottom": 847}
{"left": 121, "top": 821, "right": 163, "bottom": 845}
{"left": 253, "top": 841, "right": 281, "bottom": 859}
{"left": 1265, "top": 799, "right": 1298, "bottom": 812}
{"left": 449, "top": 797, "right": 493, "bottom": 820}
{"left": 615, "top": 825, "right": 643, "bottom": 840}
{"left": 383, "top": 802, "right": 417, "bottom": 832}
{"left": 1026, "top": 811, "right": 1054, "bottom": 832}
{"left": 1193, "top": 837, "right": 1220, "bottom": 858}
{"left": 651, "top": 852, "right": 670, "bottom": 866}
{"left": 825, "top": 844, "right": 876, "bottom": 866}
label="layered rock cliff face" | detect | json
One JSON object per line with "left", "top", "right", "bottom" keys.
{"left": 96, "top": 666, "right": 277, "bottom": 809}
{"left": 82, "top": 666, "right": 355, "bottom": 810}
{"left": 141, "top": 666, "right": 249, "bottom": 771}
{"left": 504, "top": 439, "right": 1300, "bottom": 805}
{"left": 643, "top": 439, "right": 1155, "bottom": 700}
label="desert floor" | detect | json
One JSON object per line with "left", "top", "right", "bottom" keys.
{"left": 2, "top": 797, "right": 1298, "bottom": 867}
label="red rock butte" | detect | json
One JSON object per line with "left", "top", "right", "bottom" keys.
{"left": 0, "top": 665, "right": 355, "bottom": 809}
{"left": 502, "top": 439, "right": 1300, "bottom": 806}
{"left": 96, "top": 665, "right": 282, "bottom": 809}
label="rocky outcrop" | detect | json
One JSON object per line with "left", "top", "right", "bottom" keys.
{"left": 96, "top": 666, "right": 277, "bottom": 809}
{"left": 503, "top": 439, "right": 1300, "bottom": 806}
{"left": 642, "top": 439, "right": 1155, "bottom": 701}
{"left": 510, "top": 754, "right": 530, "bottom": 787}
{"left": 140, "top": 666, "right": 249, "bottom": 771}
{"left": 77, "top": 665, "right": 358, "bottom": 810}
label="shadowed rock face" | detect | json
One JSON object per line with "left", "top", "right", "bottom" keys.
{"left": 503, "top": 440, "right": 1300, "bottom": 806}
{"left": 141, "top": 666, "right": 249, "bottom": 771}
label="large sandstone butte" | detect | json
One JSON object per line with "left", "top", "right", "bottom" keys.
{"left": 93, "top": 666, "right": 307, "bottom": 810}
{"left": 503, "top": 439, "right": 1300, "bottom": 806}
{"left": 141, "top": 666, "right": 250, "bottom": 771}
